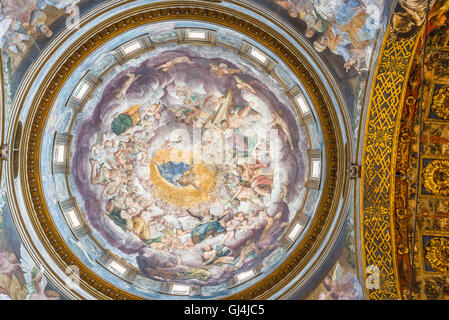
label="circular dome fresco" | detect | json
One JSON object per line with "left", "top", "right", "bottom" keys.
{"left": 6, "top": 2, "right": 351, "bottom": 300}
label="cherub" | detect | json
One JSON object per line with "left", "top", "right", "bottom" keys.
{"left": 247, "top": 210, "right": 263, "bottom": 229}
{"left": 223, "top": 220, "right": 238, "bottom": 244}
{"left": 234, "top": 76, "right": 256, "bottom": 94}
{"left": 107, "top": 147, "right": 131, "bottom": 172}
{"left": 210, "top": 63, "right": 242, "bottom": 78}
{"left": 114, "top": 72, "right": 141, "bottom": 101}
{"left": 202, "top": 245, "right": 218, "bottom": 264}
{"left": 270, "top": 111, "right": 294, "bottom": 150}
{"left": 105, "top": 197, "right": 123, "bottom": 215}
{"left": 175, "top": 106, "right": 201, "bottom": 125}
{"left": 157, "top": 56, "right": 195, "bottom": 72}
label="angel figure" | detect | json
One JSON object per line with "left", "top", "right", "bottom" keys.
{"left": 157, "top": 56, "right": 195, "bottom": 72}
{"left": 187, "top": 206, "right": 223, "bottom": 223}
{"left": 175, "top": 106, "right": 201, "bottom": 125}
{"left": 90, "top": 133, "right": 115, "bottom": 157}
{"left": 231, "top": 182, "right": 266, "bottom": 208}
{"left": 210, "top": 63, "right": 242, "bottom": 78}
{"left": 222, "top": 100, "right": 261, "bottom": 130}
{"left": 114, "top": 72, "right": 141, "bottom": 101}
{"left": 234, "top": 76, "right": 256, "bottom": 94}
{"left": 237, "top": 163, "right": 273, "bottom": 198}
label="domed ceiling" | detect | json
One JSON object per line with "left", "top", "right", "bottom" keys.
{"left": 5, "top": 0, "right": 444, "bottom": 301}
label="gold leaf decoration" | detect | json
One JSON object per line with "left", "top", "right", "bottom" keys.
{"left": 425, "top": 237, "right": 449, "bottom": 273}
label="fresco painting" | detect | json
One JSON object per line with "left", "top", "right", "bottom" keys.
{"left": 0, "top": 0, "right": 423, "bottom": 300}
{"left": 271, "top": 0, "right": 383, "bottom": 72}
{"left": 1, "top": 0, "right": 89, "bottom": 71}
{"left": 0, "top": 0, "right": 390, "bottom": 133}
{"left": 0, "top": 0, "right": 110, "bottom": 153}
{"left": 304, "top": 199, "right": 363, "bottom": 300}
{"left": 0, "top": 0, "right": 350, "bottom": 299}
{"left": 71, "top": 43, "right": 308, "bottom": 286}
{"left": 0, "top": 185, "right": 67, "bottom": 300}
{"left": 0, "top": 0, "right": 83, "bottom": 95}
{"left": 0, "top": 1, "right": 102, "bottom": 301}
{"left": 392, "top": 2, "right": 449, "bottom": 299}
{"left": 314, "top": 261, "right": 363, "bottom": 300}
{"left": 254, "top": 0, "right": 379, "bottom": 298}
{"left": 258, "top": 0, "right": 390, "bottom": 138}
